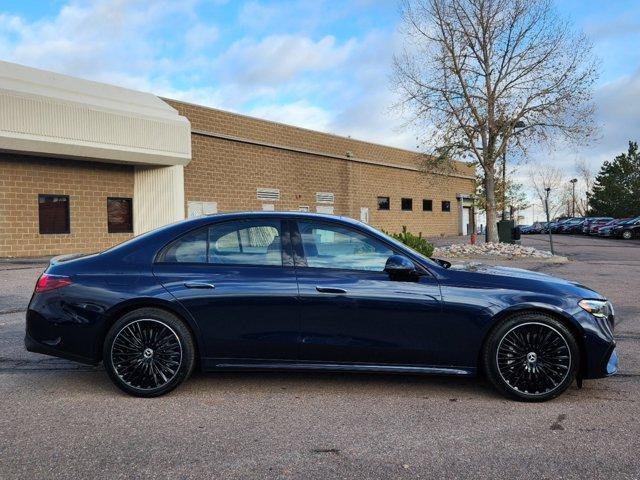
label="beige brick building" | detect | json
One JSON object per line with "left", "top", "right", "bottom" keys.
{"left": 0, "top": 61, "right": 475, "bottom": 258}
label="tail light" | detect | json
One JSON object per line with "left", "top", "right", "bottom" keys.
{"left": 35, "top": 274, "right": 72, "bottom": 293}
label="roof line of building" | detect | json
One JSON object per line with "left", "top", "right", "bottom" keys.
{"left": 163, "top": 97, "right": 471, "bottom": 169}
{"left": 191, "top": 128, "right": 475, "bottom": 181}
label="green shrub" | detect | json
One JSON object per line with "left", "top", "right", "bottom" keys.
{"left": 384, "top": 226, "right": 435, "bottom": 257}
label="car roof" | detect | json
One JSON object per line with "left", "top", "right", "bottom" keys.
{"left": 181, "top": 211, "right": 366, "bottom": 228}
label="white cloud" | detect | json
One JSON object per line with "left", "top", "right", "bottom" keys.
{"left": 0, "top": 0, "right": 202, "bottom": 83}
{"left": 216, "top": 34, "right": 357, "bottom": 85}
{"left": 248, "top": 100, "right": 332, "bottom": 131}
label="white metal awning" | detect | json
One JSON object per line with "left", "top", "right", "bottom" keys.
{"left": 0, "top": 61, "right": 191, "bottom": 166}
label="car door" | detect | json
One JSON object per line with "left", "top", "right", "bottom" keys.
{"left": 152, "top": 218, "right": 300, "bottom": 363}
{"left": 290, "top": 219, "right": 443, "bottom": 366}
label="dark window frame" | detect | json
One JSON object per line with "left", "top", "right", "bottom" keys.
{"left": 107, "top": 197, "right": 133, "bottom": 234}
{"left": 377, "top": 196, "right": 390, "bottom": 211}
{"left": 441, "top": 200, "right": 451, "bottom": 212}
{"left": 38, "top": 194, "right": 70, "bottom": 235}
{"left": 422, "top": 199, "right": 433, "bottom": 212}
{"left": 401, "top": 198, "right": 413, "bottom": 211}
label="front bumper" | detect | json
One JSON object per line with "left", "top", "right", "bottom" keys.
{"left": 606, "top": 348, "right": 619, "bottom": 376}
{"left": 567, "top": 304, "right": 618, "bottom": 380}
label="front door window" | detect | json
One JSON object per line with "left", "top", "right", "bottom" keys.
{"left": 296, "top": 221, "right": 393, "bottom": 272}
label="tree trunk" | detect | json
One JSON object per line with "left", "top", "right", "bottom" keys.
{"left": 484, "top": 171, "right": 499, "bottom": 243}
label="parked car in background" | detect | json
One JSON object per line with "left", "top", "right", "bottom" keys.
{"left": 612, "top": 216, "right": 640, "bottom": 239}
{"left": 542, "top": 221, "right": 557, "bottom": 233}
{"left": 548, "top": 218, "right": 574, "bottom": 233}
{"left": 582, "top": 217, "right": 614, "bottom": 234}
{"left": 598, "top": 219, "right": 630, "bottom": 237}
{"left": 560, "top": 218, "right": 586, "bottom": 234}
{"left": 521, "top": 222, "right": 544, "bottom": 234}
{"left": 530, "top": 222, "right": 544, "bottom": 234}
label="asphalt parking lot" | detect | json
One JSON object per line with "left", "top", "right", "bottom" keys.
{"left": 1, "top": 235, "right": 639, "bottom": 479}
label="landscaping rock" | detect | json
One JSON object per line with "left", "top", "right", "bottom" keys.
{"left": 433, "top": 242, "right": 561, "bottom": 259}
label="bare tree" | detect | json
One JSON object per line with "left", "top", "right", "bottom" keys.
{"left": 528, "top": 165, "right": 567, "bottom": 219}
{"left": 393, "top": 0, "right": 598, "bottom": 242}
{"left": 574, "top": 158, "right": 594, "bottom": 214}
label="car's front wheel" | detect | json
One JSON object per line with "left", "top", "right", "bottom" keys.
{"left": 482, "top": 313, "right": 579, "bottom": 401}
{"left": 103, "top": 308, "right": 196, "bottom": 397}
{"left": 622, "top": 230, "right": 633, "bottom": 240}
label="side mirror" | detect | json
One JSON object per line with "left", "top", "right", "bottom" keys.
{"left": 430, "top": 257, "right": 451, "bottom": 269}
{"left": 384, "top": 255, "right": 416, "bottom": 277}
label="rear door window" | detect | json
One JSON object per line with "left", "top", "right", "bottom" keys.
{"left": 209, "top": 221, "right": 282, "bottom": 266}
{"left": 159, "top": 219, "right": 283, "bottom": 266}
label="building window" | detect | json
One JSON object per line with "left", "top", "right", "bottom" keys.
{"left": 107, "top": 197, "right": 133, "bottom": 233}
{"left": 38, "top": 195, "right": 70, "bottom": 234}
{"left": 401, "top": 198, "right": 413, "bottom": 211}
{"left": 423, "top": 199, "right": 433, "bottom": 211}
{"left": 377, "top": 196, "right": 390, "bottom": 210}
{"left": 442, "top": 200, "right": 451, "bottom": 212}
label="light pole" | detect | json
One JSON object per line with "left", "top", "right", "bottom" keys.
{"left": 545, "top": 187, "right": 555, "bottom": 255}
{"left": 501, "top": 120, "right": 526, "bottom": 221}
{"left": 570, "top": 178, "right": 578, "bottom": 217}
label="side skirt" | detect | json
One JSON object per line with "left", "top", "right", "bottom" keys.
{"left": 202, "top": 359, "right": 475, "bottom": 377}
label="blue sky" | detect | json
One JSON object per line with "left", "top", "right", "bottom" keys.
{"left": 1, "top": 0, "right": 640, "bottom": 200}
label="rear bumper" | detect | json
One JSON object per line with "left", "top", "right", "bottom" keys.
{"left": 25, "top": 301, "right": 103, "bottom": 365}
{"left": 25, "top": 331, "right": 97, "bottom": 365}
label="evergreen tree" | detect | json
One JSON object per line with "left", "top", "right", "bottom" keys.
{"left": 589, "top": 142, "right": 640, "bottom": 217}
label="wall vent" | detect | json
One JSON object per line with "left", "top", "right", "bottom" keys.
{"left": 257, "top": 188, "right": 280, "bottom": 201}
{"left": 315, "top": 192, "right": 334, "bottom": 204}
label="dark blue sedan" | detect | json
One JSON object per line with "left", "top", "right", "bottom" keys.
{"left": 25, "top": 212, "right": 618, "bottom": 401}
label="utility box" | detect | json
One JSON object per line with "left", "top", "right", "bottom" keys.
{"left": 512, "top": 225, "right": 522, "bottom": 245}
{"left": 497, "top": 220, "right": 516, "bottom": 243}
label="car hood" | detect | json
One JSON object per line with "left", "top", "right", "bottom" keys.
{"left": 446, "top": 262, "right": 603, "bottom": 299}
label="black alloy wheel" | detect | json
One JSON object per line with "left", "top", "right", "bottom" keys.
{"left": 483, "top": 313, "right": 579, "bottom": 401}
{"left": 104, "top": 308, "right": 195, "bottom": 397}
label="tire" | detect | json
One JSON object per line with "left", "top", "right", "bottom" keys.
{"left": 482, "top": 312, "right": 579, "bottom": 402}
{"left": 103, "top": 308, "right": 196, "bottom": 397}
{"left": 622, "top": 230, "right": 632, "bottom": 240}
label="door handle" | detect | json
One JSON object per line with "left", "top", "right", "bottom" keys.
{"left": 184, "top": 282, "right": 216, "bottom": 289}
{"left": 315, "top": 286, "right": 347, "bottom": 294}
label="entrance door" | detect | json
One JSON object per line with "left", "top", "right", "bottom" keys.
{"left": 463, "top": 207, "right": 471, "bottom": 235}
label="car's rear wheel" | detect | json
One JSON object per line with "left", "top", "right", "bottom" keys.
{"left": 622, "top": 230, "right": 632, "bottom": 240}
{"left": 103, "top": 308, "right": 195, "bottom": 397}
{"left": 482, "top": 313, "right": 579, "bottom": 402}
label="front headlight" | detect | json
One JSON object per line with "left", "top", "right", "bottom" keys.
{"left": 578, "top": 299, "right": 611, "bottom": 318}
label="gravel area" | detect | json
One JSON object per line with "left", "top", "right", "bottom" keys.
{"left": 434, "top": 241, "right": 561, "bottom": 259}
